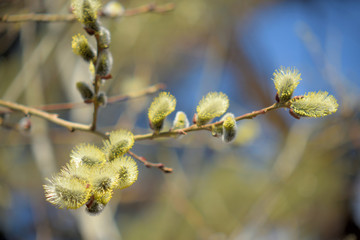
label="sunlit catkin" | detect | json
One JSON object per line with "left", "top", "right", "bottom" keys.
{"left": 72, "top": 34, "right": 95, "bottom": 62}
{"left": 109, "top": 156, "right": 138, "bottom": 190}
{"left": 102, "top": 129, "right": 134, "bottom": 161}
{"left": 196, "top": 92, "right": 229, "bottom": 126}
{"left": 72, "top": 0, "right": 101, "bottom": 32}
{"left": 43, "top": 174, "right": 91, "bottom": 209}
{"left": 290, "top": 91, "right": 338, "bottom": 118}
{"left": 272, "top": 66, "right": 301, "bottom": 103}
{"left": 70, "top": 144, "right": 106, "bottom": 168}
{"left": 88, "top": 166, "right": 116, "bottom": 203}
{"left": 148, "top": 92, "right": 176, "bottom": 132}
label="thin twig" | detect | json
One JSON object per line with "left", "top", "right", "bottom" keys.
{"left": 91, "top": 75, "right": 101, "bottom": 131}
{"left": 0, "top": 99, "right": 287, "bottom": 173}
{"left": 90, "top": 29, "right": 106, "bottom": 131}
{"left": 0, "top": 3, "right": 175, "bottom": 23}
{"left": 0, "top": 83, "right": 165, "bottom": 113}
{"left": 107, "top": 83, "right": 166, "bottom": 103}
{"left": 0, "top": 99, "right": 106, "bottom": 138}
{"left": 128, "top": 150, "right": 173, "bottom": 173}
{"left": 0, "top": 100, "right": 286, "bottom": 141}
{"left": 134, "top": 103, "right": 285, "bottom": 141}
{"left": 122, "top": 3, "right": 175, "bottom": 17}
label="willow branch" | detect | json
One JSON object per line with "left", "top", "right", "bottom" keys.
{"left": 90, "top": 30, "right": 105, "bottom": 131}
{"left": 0, "top": 3, "right": 175, "bottom": 23}
{"left": 0, "top": 99, "right": 106, "bottom": 138}
{"left": 134, "top": 103, "right": 286, "bottom": 141}
{"left": 0, "top": 83, "right": 165, "bottom": 113}
{"left": 91, "top": 75, "right": 101, "bottom": 131}
{"left": 128, "top": 150, "right": 173, "bottom": 173}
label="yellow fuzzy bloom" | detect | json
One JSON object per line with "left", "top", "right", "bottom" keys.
{"left": 148, "top": 92, "right": 176, "bottom": 132}
{"left": 88, "top": 165, "right": 117, "bottom": 200}
{"left": 272, "top": 66, "right": 301, "bottom": 103}
{"left": 290, "top": 91, "right": 338, "bottom": 118}
{"left": 109, "top": 156, "right": 138, "bottom": 190}
{"left": 94, "top": 190, "right": 113, "bottom": 205}
{"left": 71, "top": 34, "right": 95, "bottom": 61}
{"left": 59, "top": 162, "right": 91, "bottom": 182}
{"left": 70, "top": 144, "right": 106, "bottom": 168}
{"left": 196, "top": 92, "right": 229, "bottom": 126}
{"left": 43, "top": 174, "right": 91, "bottom": 209}
{"left": 72, "top": 0, "right": 101, "bottom": 24}
{"left": 103, "top": 130, "right": 135, "bottom": 161}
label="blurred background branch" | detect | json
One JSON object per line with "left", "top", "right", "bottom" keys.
{"left": 0, "top": 3, "right": 175, "bottom": 22}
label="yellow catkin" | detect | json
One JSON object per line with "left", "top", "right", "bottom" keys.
{"left": 109, "top": 156, "right": 138, "bottom": 190}
{"left": 102, "top": 130, "right": 134, "bottom": 161}
{"left": 43, "top": 174, "right": 91, "bottom": 209}
{"left": 72, "top": 0, "right": 101, "bottom": 24}
{"left": 148, "top": 92, "right": 176, "bottom": 131}
{"left": 196, "top": 92, "right": 229, "bottom": 126}
{"left": 290, "top": 91, "right": 338, "bottom": 117}
{"left": 272, "top": 66, "right": 301, "bottom": 103}
{"left": 71, "top": 34, "right": 95, "bottom": 61}
{"left": 70, "top": 144, "right": 106, "bottom": 168}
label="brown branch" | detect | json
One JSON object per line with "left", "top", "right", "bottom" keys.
{"left": 0, "top": 99, "right": 286, "bottom": 174}
{"left": 91, "top": 28, "right": 108, "bottom": 131}
{"left": 122, "top": 3, "right": 175, "bottom": 17}
{"left": 91, "top": 75, "right": 101, "bottom": 131}
{"left": 0, "top": 83, "right": 165, "bottom": 113}
{"left": 128, "top": 150, "right": 173, "bottom": 173}
{"left": 0, "top": 3, "right": 175, "bottom": 23}
{"left": 0, "top": 99, "right": 106, "bottom": 138}
{"left": 134, "top": 103, "right": 285, "bottom": 141}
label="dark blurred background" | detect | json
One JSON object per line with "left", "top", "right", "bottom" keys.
{"left": 0, "top": 0, "right": 359, "bottom": 239}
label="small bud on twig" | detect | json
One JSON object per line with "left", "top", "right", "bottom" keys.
{"left": 98, "top": 26, "right": 111, "bottom": 49}
{"left": 76, "top": 81, "right": 94, "bottom": 103}
{"left": 221, "top": 113, "right": 237, "bottom": 143}
{"left": 96, "top": 48, "right": 113, "bottom": 77}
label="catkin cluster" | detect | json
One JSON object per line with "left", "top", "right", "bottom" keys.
{"left": 272, "top": 66, "right": 338, "bottom": 118}
{"left": 147, "top": 67, "right": 339, "bottom": 144}
{"left": 148, "top": 91, "right": 238, "bottom": 143}
{"left": 71, "top": 0, "right": 113, "bottom": 105}
{"left": 43, "top": 130, "right": 138, "bottom": 214}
